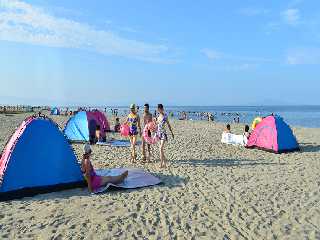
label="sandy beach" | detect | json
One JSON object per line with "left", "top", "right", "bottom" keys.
{"left": 0, "top": 113, "right": 319, "bottom": 239}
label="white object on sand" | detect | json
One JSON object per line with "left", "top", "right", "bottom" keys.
{"left": 221, "top": 132, "right": 247, "bottom": 146}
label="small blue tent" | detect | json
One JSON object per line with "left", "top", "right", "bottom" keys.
{"left": 51, "top": 107, "right": 60, "bottom": 115}
{"left": 63, "top": 111, "right": 110, "bottom": 143}
{"left": 0, "top": 116, "right": 84, "bottom": 200}
{"left": 63, "top": 111, "right": 89, "bottom": 142}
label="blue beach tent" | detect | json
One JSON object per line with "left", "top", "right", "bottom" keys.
{"left": 0, "top": 116, "right": 84, "bottom": 201}
{"left": 51, "top": 107, "right": 60, "bottom": 115}
{"left": 63, "top": 111, "right": 110, "bottom": 143}
{"left": 63, "top": 111, "right": 89, "bottom": 142}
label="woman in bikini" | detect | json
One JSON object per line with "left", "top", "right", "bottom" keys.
{"left": 124, "top": 104, "right": 142, "bottom": 163}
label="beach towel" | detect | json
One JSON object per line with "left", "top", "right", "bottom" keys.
{"left": 97, "top": 139, "right": 141, "bottom": 147}
{"left": 93, "top": 168, "right": 161, "bottom": 194}
{"left": 221, "top": 133, "right": 247, "bottom": 146}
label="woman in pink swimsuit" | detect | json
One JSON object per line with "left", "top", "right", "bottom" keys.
{"left": 81, "top": 144, "right": 128, "bottom": 193}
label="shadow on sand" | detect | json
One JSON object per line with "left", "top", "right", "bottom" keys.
{"left": 172, "top": 158, "right": 281, "bottom": 168}
{"left": 9, "top": 173, "right": 186, "bottom": 202}
{"left": 299, "top": 143, "right": 320, "bottom": 153}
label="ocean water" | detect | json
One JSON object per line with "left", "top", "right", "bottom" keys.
{"left": 103, "top": 105, "right": 320, "bottom": 128}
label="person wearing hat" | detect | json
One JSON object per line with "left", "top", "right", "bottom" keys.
{"left": 124, "top": 104, "right": 142, "bottom": 163}
{"left": 81, "top": 144, "right": 128, "bottom": 193}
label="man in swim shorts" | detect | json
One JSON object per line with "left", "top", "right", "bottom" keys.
{"left": 142, "top": 103, "right": 153, "bottom": 163}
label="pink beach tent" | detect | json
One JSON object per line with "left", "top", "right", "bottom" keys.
{"left": 246, "top": 115, "right": 299, "bottom": 153}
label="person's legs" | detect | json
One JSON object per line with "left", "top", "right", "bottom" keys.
{"left": 159, "top": 140, "right": 166, "bottom": 168}
{"left": 147, "top": 144, "right": 152, "bottom": 162}
{"left": 131, "top": 135, "right": 137, "bottom": 163}
{"left": 129, "top": 136, "right": 134, "bottom": 163}
{"left": 142, "top": 140, "right": 147, "bottom": 162}
{"left": 100, "top": 171, "right": 128, "bottom": 185}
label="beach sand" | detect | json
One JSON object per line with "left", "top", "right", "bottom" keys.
{"left": 0, "top": 113, "right": 319, "bottom": 239}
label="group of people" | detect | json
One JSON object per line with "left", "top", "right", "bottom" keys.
{"left": 124, "top": 103, "right": 174, "bottom": 168}
{"left": 80, "top": 103, "right": 174, "bottom": 193}
{"left": 224, "top": 124, "right": 250, "bottom": 137}
{"left": 111, "top": 103, "right": 175, "bottom": 167}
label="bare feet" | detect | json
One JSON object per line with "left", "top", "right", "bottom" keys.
{"left": 110, "top": 170, "right": 128, "bottom": 184}
{"left": 131, "top": 153, "right": 136, "bottom": 163}
{"left": 160, "top": 161, "right": 167, "bottom": 168}
{"left": 121, "top": 170, "right": 128, "bottom": 179}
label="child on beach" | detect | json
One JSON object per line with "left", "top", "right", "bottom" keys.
{"left": 156, "top": 104, "right": 174, "bottom": 168}
{"left": 81, "top": 144, "right": 128, "bottom": 193}
{"left": 124, "top": 104, "right": 142, "bottom": 163}
{"left": 114, "top": 118, "right": 120, "bottom": 132}
{"left": 142, "top": 103, "right": 153, "bottom": 163}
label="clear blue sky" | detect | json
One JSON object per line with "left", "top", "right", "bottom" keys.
{"left": 0, "top": 0, "right": 319, "bottom": 106}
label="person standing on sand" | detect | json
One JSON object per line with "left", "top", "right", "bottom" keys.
{"left": 124, "top": 104, "right": 142, "bottom": 163}
{"left": 156, "top": 104, "right": 174, "bottom": 168}
{"left": 142, "top": 103, "right": 153, "bottom": 163}
{"left": 81, "top": 144, "right": 128, "bottom": 193}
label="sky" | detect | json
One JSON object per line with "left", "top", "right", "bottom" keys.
{"left": 0, "top": 0, "right": 320, "bottom": 106}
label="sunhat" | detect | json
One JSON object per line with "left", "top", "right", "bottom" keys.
{"left": 83, "top": 144, "right": 92, "bottom": 154}
{"left": 130, "top": 104, "right": 136, "bottom": 110}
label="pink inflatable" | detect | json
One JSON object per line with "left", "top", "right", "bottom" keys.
{"left": 120, "top": 124, "right": 130, "bottom": 137}
{"left": 143, "top": 122, "right": 159, "bottom": 144}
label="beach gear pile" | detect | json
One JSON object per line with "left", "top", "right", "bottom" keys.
{"left": 63, "top": 110, "right": 110, "bottom": 143}
{"left": 0, "top": 116, "right": 85, "bottom": 201}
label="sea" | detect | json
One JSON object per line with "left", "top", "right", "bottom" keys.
{"left": 65, "top": 105, "right": 320, "bottom": 128}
